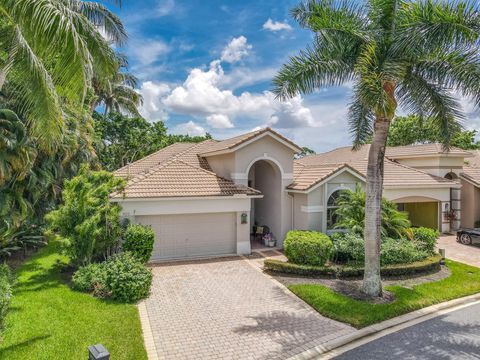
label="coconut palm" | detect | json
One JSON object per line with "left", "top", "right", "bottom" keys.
{"left": 93, "top": 55, "right": 143, "bottom": 117}
{"left": 0, "top": 0, "right": 126, "bottom": 148}
{"left": 273, "top": 0, "right": 480, "bottom": 296}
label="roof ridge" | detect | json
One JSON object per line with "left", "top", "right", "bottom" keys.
{"left": 173, "top": 159, "right": 261, "bottom": 194}
{"left": 386, "top": 158, "right": 455, "bottom": 183}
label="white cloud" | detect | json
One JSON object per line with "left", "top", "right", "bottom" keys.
{"left": 262, "top": 18, "right": 292, "bottom": 32}
{"left": 170, "top": 121, "right": 206, "bottom": 136}
{"left": 157, "top": 0, "right": 175, "bottom": 16}
{"left": 268, "top": 95, "right": 315, "bottom": 128}
{"left": 162, "top": 60, "right": 317, "bottom": 129}
{"left": 220, "top": 36, "right": 252, "bottom": 63}
{"left": 206, "top": 114, "right": 234, "bottom": 128}
{"left": 131, "top": 39, "right": 170, "bottom": 66}
{"left": 138, "top": 81, "right": 171, "bottom": 121}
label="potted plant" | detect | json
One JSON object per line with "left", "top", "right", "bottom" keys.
{"left": 263, "top": 232, "right": 276, "bottom": 247}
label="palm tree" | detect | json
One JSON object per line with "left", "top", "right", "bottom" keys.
{"left": 93, "top": 55, "right": 143, "bottom": 117}
{"left": 0, "top": 109, "right": 36, "bottom": 185}
{"left": 0, "top": 0, "right": 126, "bottom": 148}
{"left": 273, "top": 0, "right": 480, "bottom": 296}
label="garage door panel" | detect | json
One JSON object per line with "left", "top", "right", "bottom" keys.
{"left": 136, "top": 212, "right": 236, "bottom": 261}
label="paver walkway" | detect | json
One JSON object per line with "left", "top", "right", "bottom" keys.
{"left": 142, "top": 256, "right": 354, "bottom": 360}
{"left": 437, "top": 235, "right": 480, "bottom": 267}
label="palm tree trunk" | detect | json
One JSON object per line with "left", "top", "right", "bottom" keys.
{"left": 362, "top": 116, "right": 390, "bottom": 297}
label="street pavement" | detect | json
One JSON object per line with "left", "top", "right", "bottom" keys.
{"left": 334, "top": 302, "right": 480, "bottom": 360}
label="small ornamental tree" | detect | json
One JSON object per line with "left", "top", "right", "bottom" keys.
{"left": 46, "top": 166, "right": 126, "bottom": 266}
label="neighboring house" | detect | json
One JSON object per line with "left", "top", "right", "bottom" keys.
{"left": 461, "top": 150, "right": 480, "bottom": 229}
{"left": 112, "top": 128, "right": 475, "bottom": 262}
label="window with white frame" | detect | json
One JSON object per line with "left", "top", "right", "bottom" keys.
{"left": 326, "top": 190, "right": 343, "bottom": 230}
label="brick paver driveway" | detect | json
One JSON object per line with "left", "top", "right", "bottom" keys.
{"left": 437, "top": 235, "right": 480, "bottom": 267}
{"left": 141, "top": 256, "right": 354, "bottom": 360}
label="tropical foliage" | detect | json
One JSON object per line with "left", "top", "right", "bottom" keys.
{"left": 384, "top": 115, "right": 479, "bottom": 149}
{"left": 46, "top": 166, "right": 125, "bottom": 266}
{"left": 274, "top": 0, "right": 480, "bottom": 296}
{"left": 334, "top": 186, "right": 411, "bottom": 239}
{"left": 93, "top": 112, "right": 212, "bottom": 171}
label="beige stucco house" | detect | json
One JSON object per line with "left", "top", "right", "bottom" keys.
{"left": 112, "top": 128, "right": 479, "bottom": 262}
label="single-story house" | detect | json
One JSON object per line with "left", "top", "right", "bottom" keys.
{"left": 111, "top": 128, "right": 478, "bottom": 261}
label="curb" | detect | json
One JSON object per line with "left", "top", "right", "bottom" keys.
{"left": 287, "top": 292, "right": 480, "bottom": 360}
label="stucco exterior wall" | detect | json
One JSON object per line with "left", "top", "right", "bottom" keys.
{"left": 395, "top": 156, "right": 464, "bottom": 178}
{"left": 206, "top": 153, "right": 235, "bottom": 180}
{"left": 234, "top": 135, "right": 295, "bottom": 176}
{"left": 461, "top": 179, "right": 480, "bottom": 228}
{"left": 292, "top": 193, "right": 308, "bottom": 230}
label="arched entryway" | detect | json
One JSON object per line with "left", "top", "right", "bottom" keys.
{"left": 247, "top": 159, "right": 282, "bottom": 247}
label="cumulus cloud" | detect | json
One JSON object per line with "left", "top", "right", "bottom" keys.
{"left": 157, "top": 0, "right": 175, "bottom": 16}
{"left": 138, "top": 81, "right": 171, "bottom": 120}
{"left": 262, "top": 18, "right": 292, "bottom": 32}
{"left": 170, "top": 121, "right": 206, "bottom": 136}
{"left": 206, "top": 114, "right": 234, "bottom": 128}
{"left": 220, "top": 36, "right": 252, "bottom": 63}
{"left": 130, "top": 39, "right": 170, "bottom": 66}
{"left": 162, "top": 60, "right": 317, "bottom": 129}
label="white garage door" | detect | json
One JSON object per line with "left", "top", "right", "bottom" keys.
{"left": 136, "top": 212, "right": 237, "bottom": 261}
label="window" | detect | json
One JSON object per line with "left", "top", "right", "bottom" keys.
{"left": 327, "top": 190, "right": 343, "bottom": 230}
{"left": 444, "top": 172, "right": 458, "bottom": 180}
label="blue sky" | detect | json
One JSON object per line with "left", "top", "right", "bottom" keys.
{"left": 113, "top": 0, "right": 480, "bottom": 152}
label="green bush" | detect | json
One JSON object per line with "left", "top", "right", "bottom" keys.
{"left": 284, "top": 230, "right": 333, "bottom": 266}
{"left": 0, "top": 264, "right": 13, "bottom": 332}
{"left": 71, "top": 263, "right": 106, "bottom": 292}
{"left": 380, "top": 238, "right": 428, "bottom": 265}
{"left": 265, "top": 255, "right": 441, "bottom": 278}
{"left": 72, "top": 253, "right": 152, "bottom": 303}
{"left": 411, "top": 227, "right": 439, "bottom": 254}
{"left": 46, "top": 166, "right": 126, "bottom": 266}
{"left": 104, "top": 253, "right": 152, "bottom": 303}
{"left": 330, "top": 232, "right": 365, "bottom": 264}
{"left": 123, "top": 224, "right": 155, "bottom": 263}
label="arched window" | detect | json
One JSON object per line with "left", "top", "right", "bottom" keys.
{"left": 444, "top": 172, "right": 458, "bottom": 180}
{"left": 327, "top": 190, "right": 343, "bottom": 230}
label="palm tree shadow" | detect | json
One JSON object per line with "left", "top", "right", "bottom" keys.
{"left": 0, "top": 335, "right": 51, "bottom": 356}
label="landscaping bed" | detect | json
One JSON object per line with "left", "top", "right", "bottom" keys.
{"left": 287, "top": 259, "right": 480, "bottom": 328}
{"left": 0, "top": 239, "right": 147, "bottom": 360}
{"left": 264, "top": 255, "right": 442, "bottom": 279}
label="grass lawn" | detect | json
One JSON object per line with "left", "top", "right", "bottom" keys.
{"left": 289, "top": 259, "right": 480, "bottom": 329}
{"left": 0, "top": 239, "right": 147, "bottom": 360}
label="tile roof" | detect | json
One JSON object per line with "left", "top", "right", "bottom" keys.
{"left": 112, "top": 160, "right": 260, "bottom": 199}
{"left": 466, "top": 150, "right": 480, "bottom": 168}
{"left": 291, "top": 145, "right": 457, "bottom": 191}
{"left": 288, "top": 163, "right": 364, "bottom": 191}
{"left": 199, "top": 127, "right": 302, "bottom": 155}
{"left": 461, "top": 166, "right": 480, "bottom": 187}
{"left": 385, "top": 143, "right": 472, "bottom": 158}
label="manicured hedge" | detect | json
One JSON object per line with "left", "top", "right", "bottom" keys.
{"left": 264, "top": 255, "right": 442, "bottom": 279}
{"left": 0, "top": 264, "right": 13, "bottom": 332}
{"left": 123, "top": 224, "right": 155, "bottom": 263}
{"left": 284, "top": 230, "right": 333, "bottom": 266}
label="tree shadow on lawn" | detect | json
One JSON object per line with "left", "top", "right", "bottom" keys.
{"left": 0, "top": 335, "right": 51, "bottom": 357}
{"left": 12, "top": 260, "right": 67, "bottom": 295}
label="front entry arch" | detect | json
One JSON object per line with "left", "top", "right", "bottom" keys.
{"left": 248, "top": 159, "right": 282, "bottom": 243}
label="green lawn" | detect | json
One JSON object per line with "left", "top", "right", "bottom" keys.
{"left": 289, "top": 259, "right": 480, "bottom": 329}
{"left": 0, "top": 240, "right": 147, "bottom": 360}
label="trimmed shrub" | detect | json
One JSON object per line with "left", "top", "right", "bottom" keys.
{"left": 330, "top": 232, "right": 365, "bottom": 264}
{"left": 72, "top": 253, "right": 152, "bottom": 303}
{"left": 284, "top": 230, "right": 334, "bottom": 266}
{"left": 0, "top": 264, "right": 13, "bottom": 332}
{"left": 411, "top": 227, "right": 439, "bottom": 254}
{"left": 72, "top": 263, "right": 106, "bottom": 292}
{"left": 380, "top": 238, "right": 428, "bottom": 266}
{"left": 265, "top": 255, "right": 442, "bottom": 278}
{"left": 123, "top": 224, "right": 155, "bottom": 263}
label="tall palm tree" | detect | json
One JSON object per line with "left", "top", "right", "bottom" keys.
{"left": 273, "top": 0, "right": 480, "bottom": 296}
{"left": 0, "top": 0, "right": 126, "bottom": 148}
{"left": 93, "top": 54, "right": 143, "bottom": 117}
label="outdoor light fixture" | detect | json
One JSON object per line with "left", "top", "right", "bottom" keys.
{"left": 241, "top": 213, "right": 248, "bottom": 224}
{"left": 439, "top": 248, "right": 446, "bottom": 265}
{"left": 88, "top": 344, "right": 110, "bottom": 360}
